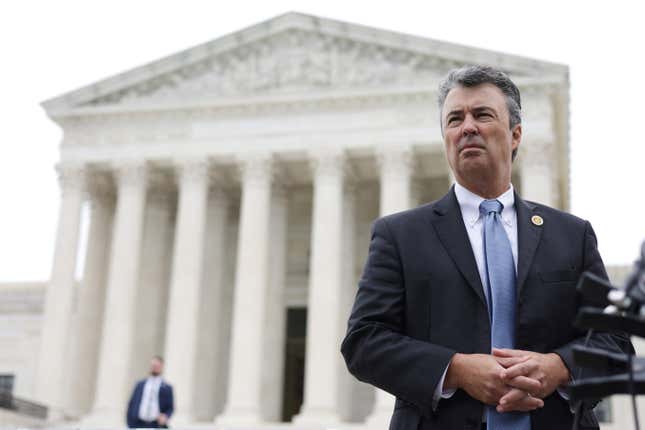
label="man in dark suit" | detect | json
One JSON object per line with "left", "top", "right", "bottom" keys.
{"left": 341, "top": 65, "right": 631, "bottom": 429}
{"left": 126, "top": 356, "right": 174, "bottom": 428}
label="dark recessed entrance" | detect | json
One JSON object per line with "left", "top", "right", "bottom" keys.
{"left": 281, "top": 308, "right": 307, "bottom": 422}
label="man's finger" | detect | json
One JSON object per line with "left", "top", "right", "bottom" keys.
{"left": 493, "top": 348, "right": 528, "bottom": 357}
{"left": 502, "top": 359, "right": 539, "bottom": 379}
{"left": 494, "top": 355, "right": 530, "bottom": 368}
{"left": 497, "top": 394, "right": 544, "bottom": 413}
{"left": 504, "top": 375, "right": 542, "bottom": 393}
{"left": 498, "top": 388, "right": 526, "bottom": 406}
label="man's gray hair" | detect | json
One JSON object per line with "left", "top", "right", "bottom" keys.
{"left": 438, "top": 65, "right": 522, "bottom": 129}
{"left": 437, "top": 65, "right": 522, "bottom": 160}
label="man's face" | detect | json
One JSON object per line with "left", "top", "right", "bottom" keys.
{"left": 150, "top": 358, "right": 163, "bottom": 376}
{"left": 441, "top": 83, "right": 521, "bottom": 186}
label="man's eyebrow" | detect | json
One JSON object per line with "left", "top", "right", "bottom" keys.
{"left": 472, "top": 105, "right": 496, "bottom": 113}
{"left": 445, "top": 109, "right": 463, "bottom": 118}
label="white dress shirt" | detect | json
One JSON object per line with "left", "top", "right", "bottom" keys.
{"left": 432, "top": 182, "right": 518, "bottom": 407}
{"left": 138, "top": 376, "right": 162, "bottom": 422}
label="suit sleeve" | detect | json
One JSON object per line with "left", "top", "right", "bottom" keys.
{"left": 162, "top": 385, "right": 174, "bottom": 418}
{"left": 341, "top": 217, "right": 456, "bottom": 415}
{"left": 126, "top": 382, "right": 139, "bottom": 428}
{"left": 554, "top": 221, "right": 634, "bottom": 382}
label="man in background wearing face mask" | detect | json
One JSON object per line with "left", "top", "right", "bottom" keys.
{"left": 126, "top": 356, "right": 174, "bottom": 428}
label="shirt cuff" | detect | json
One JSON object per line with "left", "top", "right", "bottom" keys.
{"left": 432, "top": 363, "right": 457, "bottom": 410}
{"left": 558, "top": 372, "right": 574, "bottom": 412}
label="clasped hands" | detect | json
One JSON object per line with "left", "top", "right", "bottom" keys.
{"left": 445, "top": 348, "right": 570, "bottom": 413}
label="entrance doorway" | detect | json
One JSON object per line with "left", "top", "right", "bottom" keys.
{"left": 281, "top": 308, "right": 307, "bottom": 422}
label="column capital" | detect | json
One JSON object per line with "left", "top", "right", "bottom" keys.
{"left": 112, "top": 161, "right": 148, "bottom": 188}
{"left": 237, "top": 153, "right": 273, "bottom": 184}
{"left": 309, "top": 148, "right": 346, "bottom": 179}
{"left": 175, "top": 158, "right": 210, "bottom": 184}
{"left": 55, "top": 162, "right": 86, "bottom": 194}
{"left": 376, "top": 145, "right": 414, "bottom": 173}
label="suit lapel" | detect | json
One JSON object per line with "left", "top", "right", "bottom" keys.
{"left": 430, "top": 187, "right": 487, "bottom": 308}
{"left": 515, "top": 192, "right": 543, "bottom": 295}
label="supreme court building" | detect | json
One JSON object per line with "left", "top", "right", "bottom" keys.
{"left": 7, "top": 11, "right": 628, "bottom": 429}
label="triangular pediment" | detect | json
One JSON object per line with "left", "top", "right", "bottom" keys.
{"left": 86, "top": 28, "right": 462, "bottom": 107}
{"left": 43, "top": 12, "right": 567, "bottom": 115}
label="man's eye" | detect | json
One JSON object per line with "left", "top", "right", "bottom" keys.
{"left": 447, "top": 117, "right": 461, "bottom": 125}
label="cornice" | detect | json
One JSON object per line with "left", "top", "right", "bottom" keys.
{"left": 50, "top": 86, "right": 437, "bottom": 123}
{"left": 47, "top": 75, "right": 566, "bottom": 126}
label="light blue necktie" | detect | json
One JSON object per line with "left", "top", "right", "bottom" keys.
{"left": 480, "top": 199, "right": 530, "bottom": 430}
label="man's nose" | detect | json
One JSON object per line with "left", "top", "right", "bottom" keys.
{"left": 461, "top": 114, "right": 478, "bottom": 136}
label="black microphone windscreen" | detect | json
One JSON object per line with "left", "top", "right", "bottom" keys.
{"left": 577, "top": 272, "right": 614, "bottom": 307}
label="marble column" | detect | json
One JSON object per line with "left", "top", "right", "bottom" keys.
{"left": 87, "top": 162, "right": 148, "bottom": 424}
{"left": 338, "top": 184, "right": 361, "bottom": 421}
{"left": 367, "top": 147, "right": 414, "bottom": 428}
{"left": 68, "top": 180, "right": 115, "bottom": 417}
{"left": 378, "top": 147, "right": 413, "bottom": 215}
{"left": 35, "top": 163, "right": 85, "bottom": 417}
{"left": 293, "top": 149, "right": 346, "bottom": 426}
{"left": 519, "top": 140, "right": 560, "bottom": 208}
{"left": 130, "top": 182, "right": 175, "bottom": 381}
{"left": 194, "top": 187, "right": 230, "bottom": 421}
{"left": 261, "top": 183, "right": 289, "bottom": 422}
{"left": 216, "top": 154, "right": 273, "bottom": 426}
{"left": 163, "top": 160, "right": 210, "bottom": 424}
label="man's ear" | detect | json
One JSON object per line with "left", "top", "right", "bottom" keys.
{"left": 511, "top": 124, "right": 522, "bottom": 153}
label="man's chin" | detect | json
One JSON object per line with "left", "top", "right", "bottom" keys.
{"left": 458, "top": 157, "right": 488, "bottom": 172}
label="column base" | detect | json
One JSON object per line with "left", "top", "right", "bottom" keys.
{"left": 214, "top": 409, "right": 263, "bottom": 429}
{"left": 168, "top": 413, "right": 199, "bottom": 428}
{"left": 291, "top": 407, "right": 342, "bottom": 429}
{"left": 44, "top": 406, "right": 66, "bottom": 424}
{"left": 80, "top": 408, "right": 124, "bottom": 427}
{"left": 365, "top": 410, "right": 393, "bottom": 430}
{"left": 365, "top": 390, "right": 395, "bottom": 430}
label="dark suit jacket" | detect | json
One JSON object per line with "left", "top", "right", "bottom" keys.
{"left": 126, "top": 379, "right": 174, "bottom": 428}
{"left": 341, "top": 187, "right": 631, "bottom": 430}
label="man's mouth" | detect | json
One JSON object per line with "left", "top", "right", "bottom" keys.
{"left": 458, "top": 137, "right": 485, "bottom": 153}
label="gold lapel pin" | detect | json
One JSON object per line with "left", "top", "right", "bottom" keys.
{"left": 531, "top": 215, "right": 544, "bottom": 226}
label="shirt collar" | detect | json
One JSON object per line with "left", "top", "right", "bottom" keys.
{"left": 454, "top": 182, "right": 516, "bottom": 227}
{"left": 147, "top": 376, "right": 162, "bottom": 384}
